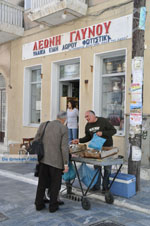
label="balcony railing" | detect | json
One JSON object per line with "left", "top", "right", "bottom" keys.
{"left": 0, "top": 0, "right": 23, "bottom": 27}
{"left": 31, "top": 0, "right": 86, "bottom": 10}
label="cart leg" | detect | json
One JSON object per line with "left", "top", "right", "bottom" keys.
{"left": 66, "top": 181, "right": 72, "bottom": 194}
{"left": 104, "top": 164, "right": 123, "bottom": 205}
{"left": 108, "top": 164, "right": 123, "bottom": 190}
{"left": 85, "top": 167, "right": 102, "bottom": 195}
{"left": 73, "top": 161, "right": 85, "bottom": 196}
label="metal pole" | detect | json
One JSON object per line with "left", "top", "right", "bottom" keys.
{"left": 128, "top": 0, "right": 146, "bottom": 191}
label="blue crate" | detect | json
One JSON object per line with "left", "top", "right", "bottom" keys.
{"left": 109, "top": 173, "right": 136, "bottom": 198}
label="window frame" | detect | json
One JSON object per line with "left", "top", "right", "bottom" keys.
{"left": 93, "top": 49, "right": 126, "bottom": 136}
{"left": 23, "top": 65, "right": 42, "bottom": 127}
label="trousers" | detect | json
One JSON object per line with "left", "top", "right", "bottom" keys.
{"left": 94, "top": 165, "right": 112, "bottom": 190}
{"left": 35, "top": 163, "right": 62, "bottom": 210}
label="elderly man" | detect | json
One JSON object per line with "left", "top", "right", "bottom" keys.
{"left": 72, "top": 110, "right": 116, "bottom": 192}
{"left": 35, "top": 111, "right": 69, "bottom": 213}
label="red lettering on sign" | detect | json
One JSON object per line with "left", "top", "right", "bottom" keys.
{"left": 39, "top": 40, "right": 43, "bottom": 49}
{"left": 44, "top": 39, "right": 49, "bottom": 48}
{"left": 81, "top": 28, "right": 87, "bottom": 39}
{"left": 55, "top": 35, "right": 61, "bottom": 45}
{"left": 33, "top": 42, "right": 37, "bottom": 51}
{"left": 104, "top": 21, "right": 111, "bottom": 34}
{"left": 70, "top": 31, "right": 76, "bottom": 42}
{"left": 96, "top": 24, "right": 103, "bottom": 36}
{"left": 49, "top": 37, "right": 55, "bottom": 47}
{"left": 75, "top": 30, "right": 81, "bottom": 41}
{"left": 88, "top": 26, "right": 95, "bottom": 38}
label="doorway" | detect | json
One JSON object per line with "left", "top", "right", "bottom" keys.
{"left": 60, "top": 80, "right": 79, "bottom": 110}
{"left": 50, "top": 58, "right": 80, "bottom": 120}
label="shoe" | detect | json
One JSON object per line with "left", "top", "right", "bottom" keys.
{"left": 43, "top": 198, "right": 64, "bottom": 205}
{"left": 57, "top": 200, "right": 64, "bottom": 205}
{"left": 35, "top": 204, "right": 45, "bottom": 211}
{"left": 49, "top": 206, "right": 59, "bottom": 213}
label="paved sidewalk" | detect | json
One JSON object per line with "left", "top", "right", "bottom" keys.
{"left": 0, "top": 163, "right": 150, "bottom": 226}
{"left": 0, "top": 162, "right": 150, "bottom": 216}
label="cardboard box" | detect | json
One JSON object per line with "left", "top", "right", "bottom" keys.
{"left": 109, "top": 173, "right": 136, "bottom": 198}
{"left": 9, "top": 143, "right": 21, "bottom": 154}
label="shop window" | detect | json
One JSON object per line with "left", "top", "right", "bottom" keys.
{"left": 103, "top": 56, "right": 125, "bottom": 74}
{"left": 101, "top": 55, "right": 125, "bottom": 136}
{"left": 23, "top": 66, "right": 41, "bottom": 126}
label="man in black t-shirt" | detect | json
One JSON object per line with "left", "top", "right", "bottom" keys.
{"left": 72, "top": 110, "right": 116, "bottom": 192}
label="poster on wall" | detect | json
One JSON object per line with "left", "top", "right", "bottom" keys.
{"left": 22, "top": 14, "right": 132, "bottom": 60}
{"left": 130, "top": 113, "right": 142, "bottom": 126}
{"left": 132, "top": 146, "right": 142, "bottom": 161}
{"left": 131, "top": 83, "right": 142, "bottom": 105}
{"left": 139, "top": 7, "right": 146, "bottom": 30}
{"left": 130, "top": 101, "right": 142, "bottom": 113}
{"left": 132, "top": 57, "right": 143, "bottom": 83}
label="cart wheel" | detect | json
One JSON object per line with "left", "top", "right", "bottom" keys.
{"left": 81, "top": 197, "right": 91, "bottom": 210}
{"left": 105, "top": 191, "right": 114, "bottom": 204}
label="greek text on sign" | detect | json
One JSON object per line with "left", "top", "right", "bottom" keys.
{"left": 22, "top": 14, "right": 132, "bottom": 60}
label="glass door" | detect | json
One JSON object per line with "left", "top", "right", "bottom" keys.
{"left": 60, "top": 82, "right": 72, "bottom": 97}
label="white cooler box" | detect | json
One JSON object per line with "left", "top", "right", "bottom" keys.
{"left": 109, "top": 173, "right": 136, "bottom": 198}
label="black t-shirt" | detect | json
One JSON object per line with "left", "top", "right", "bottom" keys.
{"left": 79, "top": 117, "right": 116, "bottom": 147}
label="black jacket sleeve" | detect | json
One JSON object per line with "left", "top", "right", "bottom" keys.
{"left": 102, "top": 118, "right": 116, "bottom": 137}
{"left": 79, "top": 124, "right": 91, "bottom": 143}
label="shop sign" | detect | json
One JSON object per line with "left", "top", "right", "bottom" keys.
{"left": 22, "top": 14, "right": 132, "bottom": 60}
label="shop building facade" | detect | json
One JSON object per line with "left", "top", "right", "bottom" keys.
{"left": 0, "top": 0, "right": 150, "bottom": 167}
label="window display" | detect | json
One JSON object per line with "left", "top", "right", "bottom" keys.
{"left": 102, "top": 56, "right": 125, "bottom": 135}
{"left": 103, "top": 56, "right": 125, "bottom": 74}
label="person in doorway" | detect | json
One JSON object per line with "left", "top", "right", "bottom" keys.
{"left": 72, "top": 110, "right": 116, "bottom": 192}
{"left": 66, "top": 100, "right": 79, "bottom": 144}
{"left": 34, "top": 111, "right": 69, "bottom": 213}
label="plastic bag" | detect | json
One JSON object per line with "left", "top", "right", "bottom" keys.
{"left": 88, "top": 133, "right": 106, "bottom": 150}
{"left": 62, "top": 162, "right": 76, "bottom": 182}
{"left": 78, "top": 163, "right": 99, "bottom": 188}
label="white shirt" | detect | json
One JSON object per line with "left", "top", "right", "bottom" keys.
{"left": 67, "top": 108, "right": 79, "bottom": 129}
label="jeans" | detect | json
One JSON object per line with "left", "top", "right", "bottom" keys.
{"left": 68, "top": 128, "right": 78, "bottom": 144}
{"left": 94, "top": 165, "right": 112, "bottom": 190}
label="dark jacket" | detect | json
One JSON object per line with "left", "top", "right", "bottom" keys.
{"left": 79, "top": 117, "right": 116, "bottom": 147}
